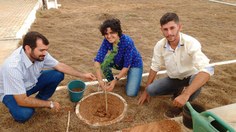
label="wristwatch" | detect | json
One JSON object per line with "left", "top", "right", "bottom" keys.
{"left": 115, "top": 76, "right": 120, "bottom": 81}
{"left": 50, "top": 101, "right": 54, "bottom": 109}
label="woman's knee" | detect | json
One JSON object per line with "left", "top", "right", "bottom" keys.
{"left": 126, "top": 90, "right": 138, "bottom": 97}
{"left": 126, "top": 80, "right": 141, "bottom": 97}
{"left": 126, "top": 69, "right": 143, "bottom": 97}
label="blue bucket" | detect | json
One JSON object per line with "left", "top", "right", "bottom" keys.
{"left": 67, "top": 80, "right": 86, "bottom": 102}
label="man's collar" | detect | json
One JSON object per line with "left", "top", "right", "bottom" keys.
{"left": 21, "top": 47, "right": 33, "bottom": 68}
{"left": 163, "top": 32, "right": 184, "bottom": 48}
{"left": 179, "top": 33, "right": 184, "bottom": 46}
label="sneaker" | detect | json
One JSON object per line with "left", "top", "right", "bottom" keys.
{"left": 164, "top": 107, "right": 183, "bottom": 118}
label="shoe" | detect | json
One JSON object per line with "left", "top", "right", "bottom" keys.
{"left": 164, "top": 107, "right": 183, "bottom": 118}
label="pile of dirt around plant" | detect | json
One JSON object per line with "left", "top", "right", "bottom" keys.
{"left": 78, "top": 92, "right": 125, "bottom": 124}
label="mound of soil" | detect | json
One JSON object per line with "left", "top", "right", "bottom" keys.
{"left": 123, "top": 119, "right": 182, "bottom": 132}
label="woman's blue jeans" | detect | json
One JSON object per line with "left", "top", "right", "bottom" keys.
{"left": 146, "top": 74, "right": 201, "bottom": 101}
{"left": 101, "top": 63, "right": 143, "bottom": 97}
{"left": 2, "top": 70, "right": 64, "bottom": 123}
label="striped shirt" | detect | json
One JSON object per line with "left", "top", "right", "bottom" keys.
{"left": 0, "top": 46, "right": 58, "bottom": 101}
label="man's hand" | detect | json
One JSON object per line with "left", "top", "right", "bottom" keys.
{"left": 50, "top": 101, "right": 61, "bottom": 112}
{"left": 83, "top": 73, "right": 96, "bottom": 81}
{"left": 138, "top": 90, "right": 150, "bottom": 105}
{"left": 173, "top": 93, "right": 190, "bottom": 107}
{"left": 14, "top": 94, "right": 61, "bottom": 110}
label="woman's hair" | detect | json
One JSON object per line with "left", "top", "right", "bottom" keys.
{"left": 160, "top": 12, "right": 179, "bottom": 26}
{"left": 99, "top": 18, "right": 122, "bottom": 37}
{"left": 23, "top": 31, "right": 49, "bottom": 50}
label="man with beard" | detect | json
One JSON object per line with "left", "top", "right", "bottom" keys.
{"left": 0, "top": 31, "right": 96, "bottom": 123}
{"left": 138, "top": 12, "right": 214, "bottom": 118}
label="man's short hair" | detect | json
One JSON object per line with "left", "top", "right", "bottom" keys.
{"left": 160, "top": 12, "right": 179, "bottom": 26}
{"left": 99, "top": 18, "right": 123, "bottom": 38}
{"left": 23, "top": 31, "right": 49, "bottom": 50}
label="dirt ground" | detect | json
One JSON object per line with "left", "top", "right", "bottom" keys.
{"left": 78, "top": 92, "right": 125, "bottom": 125}
{"left": 0, "top": 0, "right": 236, "bottom": 131}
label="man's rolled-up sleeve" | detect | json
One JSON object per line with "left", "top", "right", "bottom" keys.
{"left": 190, "top": 42, "right": 214, "bottom": 76}
{"left": 151, "top": 43, "right": 164, "bottom": 72}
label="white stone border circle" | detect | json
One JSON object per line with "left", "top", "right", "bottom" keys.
{"left": 75, "top": 91, "right": 128, "bottom": 127}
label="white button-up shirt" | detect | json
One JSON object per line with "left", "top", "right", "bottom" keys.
{"left": 0, "top": 46, "right": 58, "bottom": 101}
{"left": 151, "top": 33, "right": 214, "bottom": 80}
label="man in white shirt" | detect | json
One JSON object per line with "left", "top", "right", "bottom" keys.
{"left": 138, "top": 12, "right": 214, "bottom": 117}
{"left": 0, "top": 31, "right": 96, "bottom": 123}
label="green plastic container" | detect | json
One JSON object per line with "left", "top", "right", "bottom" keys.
{"left": 186, "top": 102, "right": 235, "bottom": 132}
{"left": 183, "top": 103, "right": 205, "bottom": 129}
{"left": 67, "top": 80, "right": 86, "bottom": 102}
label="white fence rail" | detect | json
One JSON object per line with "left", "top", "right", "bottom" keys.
{"left": 209, "top": 0, "right": 236, "bottom": 6}
{"left": 56, "top": 59, "right": 236, "bottom": 91}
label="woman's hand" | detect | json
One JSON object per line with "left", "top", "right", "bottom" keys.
{"left": 104, "top": 80, "right": 116, "bottom": 92}
{"left": 98, "top": 80, "right": 106, "bottom": 89}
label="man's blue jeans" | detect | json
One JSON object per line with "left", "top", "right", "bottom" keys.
{"left": 101, "top": 63, "right": 143, "bottom": 96}
{"left": 2, "top": 70, "right": 64, "bottom": 123}
{"left": 146, "top": 74, "right": 201, "bottom": 101}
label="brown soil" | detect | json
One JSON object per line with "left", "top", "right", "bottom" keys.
{"left": 123, "top": 119, "right": 182, "bottom": 132}
{"left": 78, "top": 92, "right": 124, "bottom": 124}
{"left": 0, "top": 0, "right": 235, "bottom": 131}
{"left": 71, "top": 88, "right": 83, "bottom": 92}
